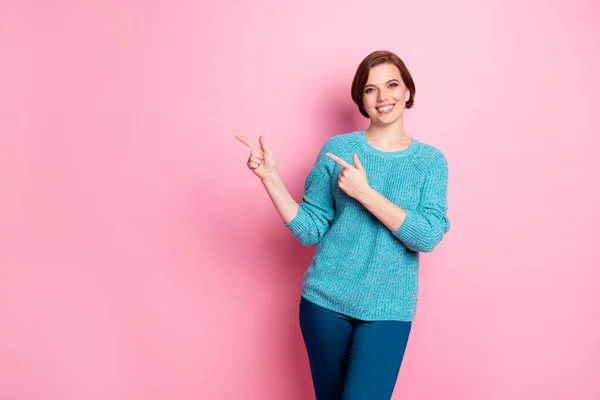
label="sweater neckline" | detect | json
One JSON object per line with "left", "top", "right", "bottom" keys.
{"left": 357, "top": 130, "right": 418, "bottom": 158}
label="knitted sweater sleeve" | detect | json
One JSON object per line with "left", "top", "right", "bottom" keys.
{"left": 284, "top": 139, "right": 336, "bottom": 246}
{"left": 392, "top": 151, "right": 451, "bottom": 252}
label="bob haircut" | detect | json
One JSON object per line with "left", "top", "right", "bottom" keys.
{"left": 351, "top": 50, "right": 416, "bottom": 118}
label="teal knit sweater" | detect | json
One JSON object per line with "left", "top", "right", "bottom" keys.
{"left": 285, "top": 130, "right": 450, "bottom": 321}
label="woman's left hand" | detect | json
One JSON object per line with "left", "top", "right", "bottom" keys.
{"left": 326, "top": 153, "right": 372, "bottom": 201}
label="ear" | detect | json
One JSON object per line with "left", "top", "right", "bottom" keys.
{"left": 405, "top": 89, "right": 410, "bottom": 104}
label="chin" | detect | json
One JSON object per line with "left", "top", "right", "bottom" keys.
{"left": 373, "top": 113, "right": 402, "bottom": 125}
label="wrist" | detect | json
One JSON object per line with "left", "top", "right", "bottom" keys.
{"left": 357, "top": 186, "right": 376, "bottom": 205}
{"left": 261, "top": 171, "right": 280, "bottom": 185}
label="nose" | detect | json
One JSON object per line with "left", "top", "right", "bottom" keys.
{"left": 377, "top": 87, "right": 389, "bottom": 102}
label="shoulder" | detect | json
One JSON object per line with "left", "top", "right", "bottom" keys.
{"left": 410, "top": 139, "right": 448, "bottom": 173}
{"left": 325, "top": 131, "right": 359, "bottom": 146}
{"left": 414, "top": 140, "right": 447, "bottom": 164}
{"left": 317, "top": 131, "right": 361, "bottom": 153}
{"left": 413, "top": 139, "right": 446, "bottom": 160}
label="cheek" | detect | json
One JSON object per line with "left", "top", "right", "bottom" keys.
{"left": 391, "top": 87, "right": 405, "bottom": 98}
{"left": 362, "top": 93, "right": 376, "bottom": 109}
{"left": 392, "top": 89, "right": 409, "bottom": 106}
{"left": 404, "top": 89, "right": 411, "bottom": 101}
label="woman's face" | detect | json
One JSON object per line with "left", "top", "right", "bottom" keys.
{"left": 362, "top": 63, "right": 410, "bottom": 125}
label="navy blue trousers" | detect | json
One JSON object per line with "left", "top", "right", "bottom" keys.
{"left": 299, "top": 296, "right": 412, "bottom": 400}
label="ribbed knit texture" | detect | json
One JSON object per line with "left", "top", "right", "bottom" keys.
{"left": 285, "top": 130, "right": 450, "bottom": 321}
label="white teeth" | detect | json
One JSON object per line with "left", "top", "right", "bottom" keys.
{"left": 377, "top": 105, "right": 393, "bottom": 111}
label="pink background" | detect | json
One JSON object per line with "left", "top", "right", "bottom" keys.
{"left": 1, "top": 0, "right": 599, "bottom": 399}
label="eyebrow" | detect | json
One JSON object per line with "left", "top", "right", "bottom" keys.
{"left": 364, "top": 79, "right": 400, "bottom": 88}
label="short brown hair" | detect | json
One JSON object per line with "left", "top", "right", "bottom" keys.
{"left": 351, "top": 50, "right": 416, "bottom": 118}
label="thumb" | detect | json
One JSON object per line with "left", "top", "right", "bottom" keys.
{"left": 353, "top": 154, "right": 365, "bottom": 172}
{"left": 259, "top": 136, "right": 271, "bottom": 155}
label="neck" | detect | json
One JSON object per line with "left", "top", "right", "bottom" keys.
{"left": 365, "top": 118, "right": 410, "bottom": 144}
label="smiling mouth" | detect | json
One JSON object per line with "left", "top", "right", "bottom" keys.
{"left": 375, "top": 104, "right": 395, "bottom": 114}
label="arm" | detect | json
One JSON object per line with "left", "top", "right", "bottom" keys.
{"left": 356, "top": 188, "right": 408, "bottom": 233}
{"left": 236, "top": 134, "right": 335, "bottom": 246}
{"left": 283, "top": 140, "right": 336, "bottom": 246}
{"left": 357, "top": 152, "right": 451, "bottom": 253}
{"left": 261, "top": 173, "right": 300, "bottom": 225}
{"left": 236, "top": 134, "right": 301, "bottom": 226}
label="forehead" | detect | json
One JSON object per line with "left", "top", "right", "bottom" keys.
{"left": 366, "top": 63, "right": 402, "bottom": 83}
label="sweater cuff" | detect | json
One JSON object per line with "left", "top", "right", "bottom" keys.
{"left": 284, "top": 206, "right": 313, "bottom": 245}
{"left": 392, "top": 210, "right": 420, "bottom": 244}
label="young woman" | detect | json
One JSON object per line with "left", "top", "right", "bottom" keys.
{"left": 236, "top": 50, "right": 450, "bottom": 400}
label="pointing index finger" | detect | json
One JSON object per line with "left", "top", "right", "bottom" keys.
{"left": 235, "top": 135, "right": 260, "bottom": 151}
{"left": 326, "top": 153, "right": 352, "bottom": 169}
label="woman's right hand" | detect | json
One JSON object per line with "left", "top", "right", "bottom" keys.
{"left": 235, "top": 135, "right": 279, "bottom": 182}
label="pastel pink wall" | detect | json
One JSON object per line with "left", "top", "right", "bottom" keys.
{"left": 1, "top": 0, "right": 598, "bottom": 399}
